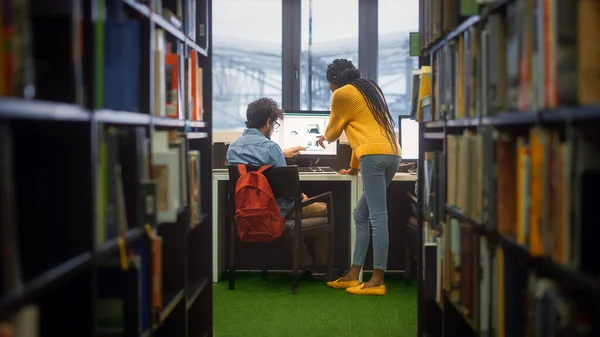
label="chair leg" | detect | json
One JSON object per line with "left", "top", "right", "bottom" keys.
{"left": 228, "top": 217, "right": 236, "bottom": 290}
{"left": 292, "top": 238, "right": 299, "bottom": 294}
{"left": 327, "top": 228, "right": 334, "bottom": 282}
{"left": 261, "top": 244, "right": 268, "bottom": 281}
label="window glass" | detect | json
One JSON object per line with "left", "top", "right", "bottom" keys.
{"left": 212, "top": 0, "right": 282, "bottom": 130}
{"left": 301, "top": 0, "right": 358, "bottom": 110}
{"left": 378, "top": 0, "right": 419, "bottom": 123}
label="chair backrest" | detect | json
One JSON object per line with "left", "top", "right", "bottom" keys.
{"left": 227, "top": 164, "right": 301, "bottom": 211}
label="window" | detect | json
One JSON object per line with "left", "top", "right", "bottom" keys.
{"left": 300, "top": 0, "right": 358, "bottom": 111}
{"left": 378, "top": 0, "right": 419, "bottom": 123}
{"left": 212, "top": 0, "right": 282, "bottom": 130}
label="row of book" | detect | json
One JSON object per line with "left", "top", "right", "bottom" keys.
{"left": 0, "top": 0, "right": 205, "bottom": 121}
{"left": 414, "top": 0, "right": 600, "bottom": 122}
{"left": 445, "top": 126, "right": 597, "bottom": 272}
{"left": 153, "top": 29, "right": 204, "bottom": 120}
{"left": 96, "top": 126, "right": 203, "bottom": 247}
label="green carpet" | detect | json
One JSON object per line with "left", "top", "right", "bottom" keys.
{"left": 214, "top": 273, "right": 418, "bottom": 337}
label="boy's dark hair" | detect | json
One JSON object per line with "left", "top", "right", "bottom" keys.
{"left": 245, "top": 97, "right": 284, "bottom": 129}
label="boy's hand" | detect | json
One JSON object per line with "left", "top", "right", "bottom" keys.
{"left": 283, "top": 146, "right": 306, "bottom": 158}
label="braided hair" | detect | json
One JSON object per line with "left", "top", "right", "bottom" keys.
{"left": 326, "top": 59, "right": 398, "bottom": 153}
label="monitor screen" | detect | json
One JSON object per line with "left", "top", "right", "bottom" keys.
{"left": 398, "top": 117, "right": 419, "bottom": 160}
{"left": 272, "top": 112, "right": 338, "bottom": 156}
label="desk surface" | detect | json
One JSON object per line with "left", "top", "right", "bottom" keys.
{"left": 213, "top": 170, "right": 416, "bottom": 182}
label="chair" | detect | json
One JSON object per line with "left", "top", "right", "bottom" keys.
{"left": 227, "top": 164, "right": 335, "bottom": 294}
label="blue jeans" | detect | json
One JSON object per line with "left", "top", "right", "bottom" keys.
{"left": 353, "top": 154, "right": 401, "bottom": 271}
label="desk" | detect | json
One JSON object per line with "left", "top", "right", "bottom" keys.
{"left": 212, "top": 172, "right": 357, "bottom": 282}
{"left": 211, "top": 171, "right": 416, "bottom": 283}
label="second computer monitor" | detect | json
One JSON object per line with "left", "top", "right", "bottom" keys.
{"left": 273, "top": 111, "right": 338, "bottom": 156}
{"left": 398, "top": 116, "right": 419, "bottom": 160}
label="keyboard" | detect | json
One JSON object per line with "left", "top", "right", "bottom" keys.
{"left": 297, "top": 166, "right": 337, "bottom": 174}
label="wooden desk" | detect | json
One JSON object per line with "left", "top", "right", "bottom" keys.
{"left": 211, "top": 172, "right": 357, "bottom": 282}
{"left": 211, "top": 171, "right": 416, "bottom": 282}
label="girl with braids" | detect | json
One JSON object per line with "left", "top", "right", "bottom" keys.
{"left": 317, "top": 58, "right": 401, "bottom": 296}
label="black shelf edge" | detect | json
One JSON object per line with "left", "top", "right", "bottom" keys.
{"left": 186, "top": 278, "right": 208, "bottom": 310}
{"left": 94, "top": 110, "right": 152, "bottom": 126}
{"left": 540, "top": 104, "right": 600, "bottom": 122}
{"left": 159, "top": 289, "right": 184, "bottom": 322}
{"left": 446, "top": 118, "right": 479, "bottom": 127}
{"left": 447, "top": 15, "right": 480, "bottom": 42}
{"left": 186, "top": 38, "right": 208, "bottom": 57}
{"left": 424, "top": 16, "right": 480, "bottom": 56}
{"left": 121, "top": 0, "right": 208, "bottom": 56}
{"left": 0, "top": 97, "right": 90, "bottom": 122}
{"left": 153, "top": 14, "right": 186, "bottom": 42}
{"left": 187, "top": 120, "right": 206, "bottom": 128}
{"left": 481, "top": 111, "right": 538, "bottom": 126}
{"left": 95, "top": 227, "right": 147, "bottom": 257}
{"left": 121, "top": 0, "right": 151, "bottom": 17}
{"left": 0, "top": 252, "right": 93, "bottom": 315}
{"left": 154, "top": 117, "right": 186, "bottom": 128}
{"left": 424, "top": 132, "right": 445, "bottom": 140}
{"left": 423, "top": 120, "right": 445, "bottom": 128}
{"left": 443, "top": 292, "right": 477, "bottom": 332}
{"left": 422, "top": 0, "right": 518, "bottom": 56}
{"left": 445, "top": 206, "right": 600, "bottom": 300}
{"left": 187, "top": 132, "right": 208, "bottom": 139}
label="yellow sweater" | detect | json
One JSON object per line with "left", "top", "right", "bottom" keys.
{"left": 324, "top": 84, "right": 401, "bottom": 169}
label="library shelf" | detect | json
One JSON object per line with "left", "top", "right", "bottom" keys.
{"left": 154, "top": 116, "right": 187, "bottom": 128}
{"left": 186, "top": 278, "right": 208, "bottom": 310}
{"left": 95, "top": 227, "right": 148, "bottom": 257}
{"left": 0, "top": 252, "right": 93, "bottom": 317}
{"left": 120, "top": 0, "right": 208, "bottom": 56}
{"left": 152, "top": 14, "right": 186, "bottom": 42}
{"left": 421, "top": 0, "right": 517, "bottom": 56}
{"left": 159, "top": 289, "right": 185, "bottom": 323}
{"left": 0, "top": 97, "right": 90, "bottom": 122}
{"left": 424, "top": 105, "right": 600, "bottom": 130}
{"left": 445, "top": 118, "right": 480, "bottom": 128}
{"left": 94, "top": 109, "right": 152, "bottom": 126}
{"left": 0, "top": 0, "right": 214, "bottom": 335}
{"left": 187, "top": 120, "right": 207, "bottom": 129}
{"left": 424, "top": 132, "right": 444, "bottom": 139}
{"left": 445, "top": 206, "right": 600, "bottom": 302}
{"left": 417, "top": 1, "right": 600, "bottom": 336}
{"left": 187, "top": 132, "right": 209, "bottom": 139}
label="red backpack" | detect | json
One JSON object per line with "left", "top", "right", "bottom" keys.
{"left": 234, "top": 164, "right": 285, "bottom": 242}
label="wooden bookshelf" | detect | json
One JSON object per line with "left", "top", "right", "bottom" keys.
{"left": 0, "top": 0, "right": 213, "bottom": 336}
{"left": 415, "top": 0, "right": 600, "bottom": 336}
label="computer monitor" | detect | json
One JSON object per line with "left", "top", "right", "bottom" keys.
{"left": 272, "top": 111, "right": 338, "bottom": 156}
{"left": 398, "top": 117, "right": 419, "bottom": 160}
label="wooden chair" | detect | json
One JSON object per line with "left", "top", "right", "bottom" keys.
{"left": 227, "top": 164, "right": 335, "bottom": 294}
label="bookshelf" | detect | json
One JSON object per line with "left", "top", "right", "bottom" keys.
{"left": 0, "top": 0, "right": 213, "bottom": 336}
{"left": 415, "top": 0, "right": 600, "bottom": 336}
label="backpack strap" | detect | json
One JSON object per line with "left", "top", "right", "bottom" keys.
{"left": 237, "top": 164, "right": 247, "bottom": 175}
{"left": 257, "top": 165, "right": 272, "bottom": 174}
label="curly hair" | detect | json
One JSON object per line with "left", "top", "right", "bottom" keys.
{"left": 245, "top": 97, "right": 284, "bottom": 129}
{"left": 326, "top": 58, "right": 398, "bottom": 152}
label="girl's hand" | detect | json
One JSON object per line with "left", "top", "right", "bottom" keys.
{"left": 339, "top": 168, "right": 358, "bottom": 175}
{"left": 316, "top": 135, "right": 327, "bottom": 149}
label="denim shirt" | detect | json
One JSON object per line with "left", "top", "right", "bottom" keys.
{"left": 226, "top": 128, "right": 294, "bottom": 217}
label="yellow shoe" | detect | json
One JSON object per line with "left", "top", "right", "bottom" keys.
{"left": 346, "top": 283, "right": 386, "bottom": 296}
{"left": 326, "top": 277, "right": 360, "bottom": 289}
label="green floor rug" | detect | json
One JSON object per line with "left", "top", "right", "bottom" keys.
{"left": 214, "top": 273, "right": 418, "bottom": 337}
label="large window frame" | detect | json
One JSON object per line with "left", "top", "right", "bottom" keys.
{"left": 213, "top": 0, "right": 417, "bottom": 139}
{"left": 282, "top": 0, "right": 378, "bottom": 111}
